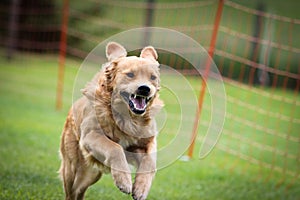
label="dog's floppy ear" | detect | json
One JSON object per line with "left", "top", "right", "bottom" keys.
{"left": 106, "top": 42, "right": 127, "bottom": 61}
{"left": 140, "top": 46, "right": 158, "bottom": 61}
{"left": 104, "top": 63, "right": 117, "bottom": 93}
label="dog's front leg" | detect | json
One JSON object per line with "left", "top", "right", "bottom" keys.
{"left": 132, "top": 143, "right": 157, "bottom": 200}
{"left": 80, "top": 131, "right": 132, "bottom": 194}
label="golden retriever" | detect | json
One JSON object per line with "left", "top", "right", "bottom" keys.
{"left": 59, "top": 42, "right": 163, "bottom": 200}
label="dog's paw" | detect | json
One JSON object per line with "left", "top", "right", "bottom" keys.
{"left": 132, "top": 192, "right": 147, "bottom": 200}
{"left": 112, "top": 169, "right": 132, "bottom": 194}
{"left": 132, "top": 190, "right": 147, "bottom": 200}
{"left": 118, "top": 183, "right": 132, "bottom": 195}
{"left": 132, "top": 174, "right": 152, "bottom": 200}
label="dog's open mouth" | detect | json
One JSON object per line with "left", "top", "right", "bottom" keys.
{"left": 120, "top": 91, "right": 152, "bottom": 115}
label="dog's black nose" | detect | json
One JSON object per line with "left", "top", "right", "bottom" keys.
{"left": 137, "top": 85, "right": 151, "bottom": 96}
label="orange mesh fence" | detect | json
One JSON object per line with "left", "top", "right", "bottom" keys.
{"left": 212, "top": 0, "right": 300, "bottom": 185}
{"left": 62, "top": 0, "right": 300, "bottom": 186}
{"left": 0, "top": 0, "right": 299, "bottom": 190}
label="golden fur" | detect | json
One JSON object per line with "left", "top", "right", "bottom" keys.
{"left": 59, "top": 42, "right": 163, "bottom": 200}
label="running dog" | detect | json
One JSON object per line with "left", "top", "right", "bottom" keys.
{"left": 59, "top": 42, "right": 163, "bottom": 200}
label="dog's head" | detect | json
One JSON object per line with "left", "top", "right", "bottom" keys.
{"left": 104, "top": 42, "right": 161, "bottom": 117}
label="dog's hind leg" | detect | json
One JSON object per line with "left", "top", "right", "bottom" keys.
{"left": 59, "top": 130, "right": 77, "bottom": 199}
{"left": 59, "top": 159, "right": 75, "bottom": 200}
{"left": 71, "top": 165, "right": 102, "bottom": 200}
{"left": 60, "top": 112, "right": 87, "bottom": 200}
{"left": 80, "top": 129, "right": 132, "bottom": 194}
{"left": 60, "top": 160, "right": 101, "bottom": 200}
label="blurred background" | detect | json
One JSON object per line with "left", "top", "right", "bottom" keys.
{"left": 0, "top": 0, "right": 299, "bottom": 199}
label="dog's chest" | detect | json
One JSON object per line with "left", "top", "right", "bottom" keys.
{"left": 112, "top": 129, "right": 139, "bottom": 149}
{"left": 118, "top": 138, "right": 136, "bottom": 149}
{"left": 110, "top": 128, "right": 152, "bottom": 153}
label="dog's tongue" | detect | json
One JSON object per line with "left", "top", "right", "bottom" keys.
{"left": 132, "top": 97, "right": 146, "bottom": 110}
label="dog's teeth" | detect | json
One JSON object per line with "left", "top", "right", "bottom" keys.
{"left": 134, "top": 94, "right": 137, "bottom": 99}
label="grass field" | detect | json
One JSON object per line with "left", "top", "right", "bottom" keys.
{"left": 0, "top": 54, "right": 299, "bottom": 200}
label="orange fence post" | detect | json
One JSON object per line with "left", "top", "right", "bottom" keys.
{"left": 56, "top": 0, "right": 69, "bottom": 110}
{"left": 187, "top": 0, "right": 224, "bottom": 158}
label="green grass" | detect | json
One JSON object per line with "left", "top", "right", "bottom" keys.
{"left": 0, "top": 54, "right": 299, "bottom": 199}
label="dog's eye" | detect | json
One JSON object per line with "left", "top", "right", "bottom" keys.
{"left": 126, "top": 72, "right": 134, "bottom": 78}
{"left": 150, "top": 75, "right": 157, "bottom": 80}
